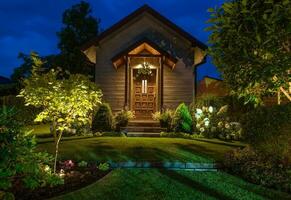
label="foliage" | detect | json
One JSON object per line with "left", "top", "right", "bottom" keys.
{"left": 0, "top": 95, "right": 41, "bottom": 124}
{"left": 172, "top": 103, "right": 193, "bottom": 133}
{"left": 207, "top": 0, "right": 291, "bottom": 105}
{"left": 92, "top": 103, "right": 113, "bottom": 132}
{"left": 240, "top": 103, "right": 291, "bottom": 157}
{"left": 193, "top": 105, "right": 242, "bottom": 141}
{"left": 77, "top": 161, "right": 88, "bottom": 168}
{"left": 18, "top": 53, "right": 102, "bottom": 173}
{"left": 224, "top": 146, "right": 291, "bottom": 193}
{"left": 0, "top": 83, "right": 18, "bottom": 97}
{"left": 136, "top": 62, "right": 153, "bottom": 78}
{"left": 98, "top": 163, "right": 110, "bottom": 171}
{"left": 52, "top": 1, "right": 100, "bottom": 76}
{"left": 152, "top": 109, "right": 174, "bottom": 132}
{"left": 0, "top": 107, "right": 63, "bottom": 198}
{"left": 114, "top": 110, "right": 135, "bottom": 132}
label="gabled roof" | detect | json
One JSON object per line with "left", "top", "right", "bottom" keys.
{"left": 111, "top": 38, "right": 178, "bottom": 69}
{"left": 81, "top": 4, "right": 207, "bottom": 51}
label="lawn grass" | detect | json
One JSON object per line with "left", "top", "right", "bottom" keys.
{"left": 50, "top": 169, "right": 291, "bottom": 200}
{"left": 37, "top": 137, "right": 240, "bottom": 163}
{"left": 25, "top": 124, "right": 51, "bottom": 137}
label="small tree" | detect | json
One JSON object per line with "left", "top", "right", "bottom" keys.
{"left": 18, "top": 53, "right": 102, "bottom": 173}
{"left": 207, "top": 0, "right": 291, "bottom": 104}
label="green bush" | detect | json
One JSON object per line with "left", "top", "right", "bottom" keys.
{"left": 114, "top": 110, "right": 135, "bottom": 132}
{"left": 240, "top": 103, "right": 291, "bottom": 157}
{"left": 0, "top": 95, "right": 41, "bottom": 124}
{"left": 172, "top": 103, "right": 193, "bottom": 133}
{"left": 152, "top": 109, "right": 174, "bottom": 132}
{"left": 98, "top": 162, "right": 110, "bottom": 171}
{"left": 0, "top": 107, "right": 63, "bottom": 198}
{"left": 224, "top": 146, "right": 291, "bottom": 193}
{"left": 92, "top": 103, "right": 113, "bottom": 132}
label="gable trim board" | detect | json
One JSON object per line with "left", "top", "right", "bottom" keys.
{"left": 81, "top": 5, "right": 207, "bottom": 52}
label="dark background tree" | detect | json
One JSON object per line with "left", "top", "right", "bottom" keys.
{"left": 11, "top": 1, "right": 100, "bottom": 83}
{"left": 52, "top": 1, "right": 100, "bottom": 76}
{"left": 207, "top": 0, "right": 291, "bottom": 105}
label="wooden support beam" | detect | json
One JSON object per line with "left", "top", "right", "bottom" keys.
{"left": 125, "top": 55, "right": 129, "bottom": 108}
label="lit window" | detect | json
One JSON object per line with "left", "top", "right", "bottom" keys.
{"left": 142, "top": 80, "right": 147, "bottom": 94}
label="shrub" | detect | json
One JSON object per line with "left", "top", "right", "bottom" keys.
{"left": 0, "top": 95, "right": 41, "bottom": 124}
{"left": 193, "top": 104, "right": 242, "bottom": 141}
{"left": 98, "top": 163, "right": 110, "bottom": 171}
{"left": 172, "top": 103, "right": 193, "bottom": 133}
{"left": 78, "top": 161, "right": 88, "bottom": 168}
{"left": 92, "top": 103, "right": 113, "bottom": 132}
{"left": 152, "top": 109, "right": 174, "bottom": 132}
{"left": 240, "top": 103, "right": 291, "bottom": 157}
{"left": 0, "top": 107, "right": 63, "bottom": 198}
{"left": 114, "top": 110, "right": 135, "bottom": 132}
{"left": 224, "top": 146, "right": 291, "bottom": 193}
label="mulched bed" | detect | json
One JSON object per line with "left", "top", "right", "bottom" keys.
{"left": 12, "top": 163, "right": 110, "bottom": 200}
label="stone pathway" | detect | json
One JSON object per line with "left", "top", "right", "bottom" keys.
{"left": 108, "top": 161, "right": 220, "bottom": 172}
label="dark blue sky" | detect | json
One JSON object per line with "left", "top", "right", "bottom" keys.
{"left": 0, "top": 0, "right": 225, "bottom": 80}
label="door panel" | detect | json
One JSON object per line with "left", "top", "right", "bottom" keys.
{"left": 132, "top": 69, "right": 156, "bottom": 119}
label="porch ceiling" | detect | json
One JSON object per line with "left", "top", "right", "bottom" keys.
{"left": 111, "top": 39, "right": 178, "bottom": 69}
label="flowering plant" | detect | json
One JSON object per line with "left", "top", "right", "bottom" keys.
{"left": 194, "top": 105, "right": 241, "bottom": 140}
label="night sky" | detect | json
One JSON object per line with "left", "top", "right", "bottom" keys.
{"left": 0, "top": 0, "right": 225, "bottom": 80}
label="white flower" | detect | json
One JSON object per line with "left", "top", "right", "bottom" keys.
{"left": 196, "top": 108, "right": 203, "bottom": 114}
{"left": 204, "top": 120, "right": 210, "bottom": 127}
{"left": 218, "top": 121, "right": 223, "bottom": 127}
{"left": 44, "top": 165, "right": 51, "bottom": 172}
{"left": 225, "top": 123, "right": 230, "bottom": 129}
{"left": 195, "top": 113, "right": 201, "bottom": 119}
{"left": 200, "top": 127, "right": 205, "bottom": 133}
{"left": 209, "top": 106, "right": 214, "bottom": 113}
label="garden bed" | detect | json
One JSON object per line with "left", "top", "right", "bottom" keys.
{"left": 12, "top": 163, "right": 110, "bottom": 200}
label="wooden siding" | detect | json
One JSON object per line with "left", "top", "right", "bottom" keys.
{"left": 163, "top": 59, "right": 194, "bottom": 109}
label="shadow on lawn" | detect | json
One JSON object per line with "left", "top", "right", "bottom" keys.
{"left": 159, "top": 170, "right": 233, "bottom": 200}
{"left": 173, "top": 142, "right": 227, "bottom": 161}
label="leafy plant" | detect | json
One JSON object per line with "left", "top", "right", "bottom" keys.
{"left": 207, "top": 0, "right": 291, "bottom": 105}
{"left": 92, "top": 103, "right": 113, "bottom": 132}
{"left": 78, "top": 161, "right": 88, "bottom": 168}
{"left": 224, "top": 146, "right": 291, "bottom": 193}
{"left": 98, "top": 163, "right": 110, "bottom": 171}
{"left": 0, "top": 107, "right": 63, "bottom": 198}
{"left": 240, "top": 103, "right": 291, "bottom": 158}
{"left": 18, "top": 53, "right": 102, "bottom": 173}
{"left": 152, "top": 109, "right": 174, "bottom": 132}
{"left": 114, "top": 110, "right": 135, "bottom": 132}
{"left": 172, "top": 103, "right": 193, "bottom": 133}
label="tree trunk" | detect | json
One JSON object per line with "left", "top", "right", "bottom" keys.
{"left": 53, "top": 131, "right": 63, "bottom": 174}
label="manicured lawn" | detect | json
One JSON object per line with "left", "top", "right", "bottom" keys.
{"left": 37, "top": 137, "right": 240, "bottom": 163}
{"left": 26, "top": 124, "right": 51, "bottom": 137}
{"left": 50, "top": 169, "right": 291, "bottom": 200}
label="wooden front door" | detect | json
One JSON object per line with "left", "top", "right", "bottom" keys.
{"left": 132, "top": 69, "right": 157, "bottom": 119}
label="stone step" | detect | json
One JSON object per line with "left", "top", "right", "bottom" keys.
{"left": 127, "top": 132, "right": 161, "bottom": 137}
{"left": 122, "top": 126, "right": 165, "bottom": 133}
{"left": 127, "top": 121, "right": 160, "bottom": 127}
{"left": 107, "top": 161, "right": 221, "bottom": 171}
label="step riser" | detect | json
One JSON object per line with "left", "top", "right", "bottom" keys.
{"left": 127, "top": 123, "right": 160, "bottom": 127}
